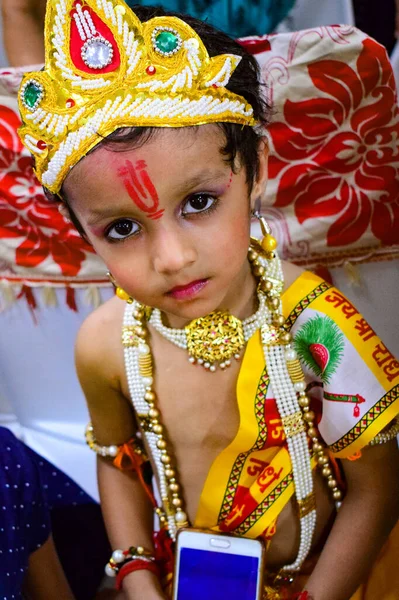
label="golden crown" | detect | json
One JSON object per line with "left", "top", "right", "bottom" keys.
{"left": 17, "top": 0, "right": 256, "bottom": 194}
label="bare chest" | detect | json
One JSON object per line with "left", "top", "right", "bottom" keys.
{"left": 143, "top": 330, "right": 241, "bottom": 520}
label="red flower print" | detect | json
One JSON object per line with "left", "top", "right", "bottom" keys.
{"left": 268, "top": 38, "right": 399, "bottom": 247}
{"left": 0, "top": 105, "right": 93, "bottom": 276}
{"left": 238, "top": 37, "right": 272, "bottom": 55}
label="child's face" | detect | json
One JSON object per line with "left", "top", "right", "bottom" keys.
{"left": 63, "top": 124, "right": 267, "bottom": 321}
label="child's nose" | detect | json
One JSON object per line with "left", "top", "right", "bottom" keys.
{"left": 152, "top": 228, "right": 196, "bottom": 275}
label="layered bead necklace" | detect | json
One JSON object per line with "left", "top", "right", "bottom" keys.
{"left": 148, "top": 250, "right": 281, "bottom": 371}
{"left": 122, "top": 242, "right": 342, "bottom": 574}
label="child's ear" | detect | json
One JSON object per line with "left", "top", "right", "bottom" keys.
{"left": 58, "top": 202, "right": 71, "bottom": 222}
{"left": 250, "top": 137, "right": 269, "bottom": 209}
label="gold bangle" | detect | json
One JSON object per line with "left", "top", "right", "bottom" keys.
{"left": 369, "top": 416, "right": 399, "bottom": 446}
{"left": 85, "top": 422, "right": 148, "bottom": 460}
{"left": 85, "top": 422, "right": 121, "bottom": 458}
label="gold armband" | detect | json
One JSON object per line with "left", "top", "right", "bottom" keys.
{"left": 85, "top": 422, "right": 147, "bottom": 460}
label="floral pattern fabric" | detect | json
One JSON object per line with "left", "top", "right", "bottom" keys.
{"left": 1, "top": 26, "right": 399, "bottom": 288}
{"left": 0, "top": 70, "right": 107, "bottom": 284}
{"left": 241, "top": 25, "right": 399, "bottom": 266}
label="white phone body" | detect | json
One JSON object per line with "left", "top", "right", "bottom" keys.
{"left": 172, "top": 529, "right": 265, "bottom": 600}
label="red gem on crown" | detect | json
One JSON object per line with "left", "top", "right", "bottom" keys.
{"left": 146, "top": 65, "right": 157, "bottom": 75}
{"left": 70, "top": 5, "right": 120, "bottom": 74}
{"left": 37, "top": 140, "right": 47, "bottom": 150}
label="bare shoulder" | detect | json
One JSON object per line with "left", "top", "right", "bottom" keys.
{"left": 75, "top": 294, "right": 125, "bottom": 373}
{"left": 76, "top": 295, "right": 137, "bottom": 443}
{"left": 281, "top": 260, "right": 305, "bottom": 291}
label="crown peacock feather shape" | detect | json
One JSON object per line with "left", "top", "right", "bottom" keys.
{"left": 17, "top": 0, "right": 256, "bottom": 194}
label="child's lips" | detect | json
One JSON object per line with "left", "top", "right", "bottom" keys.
{"left": 166, "top": 279, "right": 209, "bottom": 300}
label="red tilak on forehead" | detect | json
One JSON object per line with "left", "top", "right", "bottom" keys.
{"left": 117, "top": 159, "right": 164, "bottom": 220}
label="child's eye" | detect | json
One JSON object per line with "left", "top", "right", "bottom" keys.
{"left": 182, "top": 194, "right": 216, "bottom": 215}
{"left": 106, "top": 219, "right": 140, "bottom": 241}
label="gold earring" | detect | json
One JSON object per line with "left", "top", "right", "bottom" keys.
{"left": 107, "top": 272, "right": 133, "bottom": 304}
{"left": 253, "top": 199, "right": 277, "bottom": 254}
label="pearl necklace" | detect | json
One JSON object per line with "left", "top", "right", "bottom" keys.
{"left": 149, "top": 291, "right": 269, "bottom": 371}
{"left": 122, "top": 246, "right": 342, "bottom": 574}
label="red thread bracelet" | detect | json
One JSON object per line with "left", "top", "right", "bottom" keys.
{"left": 115, "top": 559, "right": 160, "bottom": 590}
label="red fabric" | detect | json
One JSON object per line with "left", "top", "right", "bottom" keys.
{"left": 16, "top": 284, "right": 38, "bottom": 322}
{"left": 240, "top": 26, "right": 399, "bottom": 267}
{"left": 153, "top": 528, "right": 175, "bottom": 587}
{"left": 269, "top": 38, "right": 399, "bottom": 248}
{"left": 17, "top": 284, "right": 37, "bottom": 310}
{"left": 70, "top": 4, "right": 120, "bottom": 74}
{"left": 65, "top": 287, "right": 78, "bottom": 311}
{"left": 115, "top": 559, "right": 160, "bottom": 591}
{"left": 0, "top": 101, "right": 95, "bottom": 276}
{"left": 313, "top": 266, "right": 333, "bottom": 285}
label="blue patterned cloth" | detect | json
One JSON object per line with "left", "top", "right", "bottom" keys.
{"left": 127, "top": 0, "right": 296, "bottom": 38}
{"left": 0, "top": 427, "right": 93, "bottom": 599}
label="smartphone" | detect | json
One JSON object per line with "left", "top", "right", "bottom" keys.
{"left": 172, "top": 529, "right": 265, "bottom": 600}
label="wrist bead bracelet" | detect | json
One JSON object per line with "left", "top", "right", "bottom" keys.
{"left": 115, "top": 560, "right": 160, "bottom": 591}
{"left": 105, "top": 545, "right": 155, "bottom": 577}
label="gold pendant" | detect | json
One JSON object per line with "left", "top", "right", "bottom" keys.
{"left": 185, "top": 311, "right": 245, "bottom": 369}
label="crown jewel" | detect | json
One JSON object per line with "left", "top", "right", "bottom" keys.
{"left": 17, "top": 0, "right": 256, "bottom": 194}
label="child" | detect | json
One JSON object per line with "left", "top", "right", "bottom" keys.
{"left": 17, "top": 2, "right": 399, "bottom": 599}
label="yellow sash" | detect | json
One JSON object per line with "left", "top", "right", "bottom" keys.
{"left": 195, "top": 272, "right": 318, "bottom": 538}
{"left": 195, "top": 331, "right": 298, "bottom": 538}
{"left": 194, "top": 271, "right": 398, "bottom": 536}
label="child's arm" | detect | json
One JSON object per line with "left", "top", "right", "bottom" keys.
{"left": 1, "top": 0, "right": 46, "bottom": 66}
{"left": 98, "top": 459, "right": 166, "bottom": 599}
{"left": 23, "top": 535, "right": 74, "bottom": 599}
{"left": 75, "top": 308, "right": 165, "bottom": 600}
{"left": 305, "top": 439, "right": 399, "bottom": 600}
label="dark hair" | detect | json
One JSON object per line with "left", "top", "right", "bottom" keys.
{"left": 45, "top": 4, "right": 271, "bottom": 238}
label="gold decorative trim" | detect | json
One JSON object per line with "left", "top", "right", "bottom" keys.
{"left": 298, "top": 492, "right": 316, "bottom": 518}
{"left": 122, "top": 325, "right": 139, "bottom": 347}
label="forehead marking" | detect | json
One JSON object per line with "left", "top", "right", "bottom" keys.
{"left": 117, "top": 158, "right": 165, "bottom": 220}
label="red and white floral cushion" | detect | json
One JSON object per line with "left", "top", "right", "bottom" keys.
{"left": 0, "top": 68, "right": 107, "bottom": 291}
{"left": 0, "top": 26, "right": 398, "bottom": 303}
{"left": 242, "top": 25, "right": 399, "bottom": 266}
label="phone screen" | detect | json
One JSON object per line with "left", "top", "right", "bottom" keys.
{"left": 176, "top": 547, "right": 260, "bottom": 600}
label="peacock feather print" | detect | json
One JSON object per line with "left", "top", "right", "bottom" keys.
{"left": 294, "top": 315, "right": 345, "bottom": 384}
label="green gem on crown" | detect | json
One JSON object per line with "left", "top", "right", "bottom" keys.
{"left": 22, "top": 80, "right": 44, "bottom": 111}
{"left": 152, "top": 27, "right": 182, "bottom": 56}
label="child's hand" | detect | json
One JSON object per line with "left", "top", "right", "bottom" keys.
{"left": 122, "top": 569, "right": 167, "bottom": 600}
